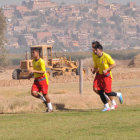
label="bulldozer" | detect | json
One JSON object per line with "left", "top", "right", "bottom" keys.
{"left": 12, "top": 45, "right": 79, "bottom": 79}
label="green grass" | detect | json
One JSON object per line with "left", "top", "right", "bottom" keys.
{"left": 0, "top": 106, "right": 140, "bottom": 140}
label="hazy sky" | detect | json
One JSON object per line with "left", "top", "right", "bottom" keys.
{"left": 0, "top": 0, "right": 139, "bottom": 6}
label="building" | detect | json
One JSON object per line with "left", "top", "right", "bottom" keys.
{"left": 110, "top": 4, "right": 120, "bottom": 11}
{"left": 16, "top": 6, "right": 30, "bottom": 13}
{"left": 2, "top": 5, "right": 15, "bottom": 18}
{"left": 97, "top": 0, "right": 106, "bottom": 6}
{"left": 37, "top": 32, "right": 52, "bottom": 41}
{"left": 97, "top": 7, "right": 113, "bottom": 18}
{"left": 129, "top": 2, "right": 135, "bottom": 9}
{"left": 33, "top": 0, "right": 56, "bottom": 10}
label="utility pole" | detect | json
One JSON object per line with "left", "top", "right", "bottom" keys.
{"left": 79, "top": 59, "right": 83, "bottom": 95}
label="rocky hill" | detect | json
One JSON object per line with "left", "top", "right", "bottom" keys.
{"left": 128, "top": 53, "right": 140, "bottom": 67}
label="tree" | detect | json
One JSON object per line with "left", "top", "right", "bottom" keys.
{"left": 0, "top": 9, "right": 6, "bottom": 66}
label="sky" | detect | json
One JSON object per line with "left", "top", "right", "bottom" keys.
{"left": 0, "top": 0, "right": 139, "bottom": 6}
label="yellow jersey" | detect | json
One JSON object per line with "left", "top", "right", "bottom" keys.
{"left": 32, "top": 58, "right": 48, "bottom": 84}
{"left": 94, "top": 52, "right": 115, "bottom": 78}
{"left": 92, "top": 52, "right": 98, "bottom": 65}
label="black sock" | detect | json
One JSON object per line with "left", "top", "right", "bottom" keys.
{"left": 98, "top": 90, "right": 108, "bottom": 104}
{"left": 105, "top": 92, "right": 117, "bottom": 96}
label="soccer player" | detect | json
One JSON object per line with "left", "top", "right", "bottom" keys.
{"left": 92, "top": 41, "right": 123, "bottom": 112}
{"left": 92, "top": 41, "right": 110, "bottom": 102}
{"left": 28, "top": 48, "right": 53, "bottom": 112}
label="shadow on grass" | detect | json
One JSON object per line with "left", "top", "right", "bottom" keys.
{"left": 53, "top": 103, "right": 99, "bottom": 112}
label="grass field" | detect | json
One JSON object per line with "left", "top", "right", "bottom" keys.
{"left": 0, "top": 73, "right": 140, "bottom": 140}
{"left": 0, "top": 106, "right": 140, "bottom": 140}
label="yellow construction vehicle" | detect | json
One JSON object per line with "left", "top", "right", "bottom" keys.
{"left": 12, "top": 45, "right": 79, "bottom": 79}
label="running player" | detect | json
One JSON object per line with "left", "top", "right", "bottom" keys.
{"left": 92, "top": 41, "right": 110, "bottom": 102}
{"left": 28, "top": 48, "right": 53, "bottom": 112}
{"left": 92, "top": 41, "right": 123, "bottom": 112}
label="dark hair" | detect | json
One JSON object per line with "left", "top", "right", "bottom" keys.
{"left": 92, "top": 41, "right": 100, "bottom": 46}
{"left": 32, "top": 48, "right": 42, "bottom": 56}
{"left": 92, "top": 41, "right": 103, "bottom": 50}
{"left": 33, "top": 48, "right": 40, "bottom": 52}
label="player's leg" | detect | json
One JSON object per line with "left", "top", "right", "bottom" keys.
{"left": 31, "top": 82, "right": 46, "bottom": 102}
{"left": 31, "top": 91, "right": 40, "bottom": 98}
{"left": 41, "top": 80, "right": 53, "bottom": 112}
{"left": 98, "top": 90, "right": 110, "bottom": 112}
{"left": 93, "top": 86, "right": 98, "bottom": 94}
{"left": 93, "top": 74, "right": 99, "bottom": 95}
{"left": 103, "top": 75, "right": 118, "bottom": 110}
{"left": 93, "top": 86, "right": 110, "bottom": 101}
{"left": 93, "top": 74, "right": 110, "bottom": 101}
{"left": 104, "top": 77, "right": 123, "bottom": 104}
{"left": 31, "top": 91, "right": 46, "bottom": 101}
{"left": 94, "top": 75, "right": 110, "bottom": 111}
{"left": 105, "top": 92, "right": 123, "bottom": 104}
{"left": 104, "top": 76, "right": 123, "bottom": 109}
{"left": 43, "top": 94, "right": 53, "bottom": 112}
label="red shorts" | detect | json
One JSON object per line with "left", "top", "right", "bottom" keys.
{"left": 93, "top": 72, "right": 112, "bottom": 93}
{"left": 32, "top": 76, "right": 48, "bottom": 94}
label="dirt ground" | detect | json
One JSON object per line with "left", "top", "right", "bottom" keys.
{"left": 0, "top": 67, "right": 140, "bottom": 113}
{"left": 0, "top": 67, "right": 140, "bottom": 86}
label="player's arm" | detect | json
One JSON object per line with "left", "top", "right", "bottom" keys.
{"left": 91, "top": 58, "right": 98, "bottom": 74}
{"left": 103, "top": 55, "right": 116, "bottom": 74}
{"left": 28, "top": 69, "right": 44, "bottom": 80}
{"left": 28, "top": 72, "right": 34, "bottom": 79}
{"left": 29, "top": 69, "right": 45, "bottom": 74}
{"left": 103, "top": 63, "right": 116, "bottom": 74}
{"left": 91, "top": 64, "right": 99, "bottom": 74}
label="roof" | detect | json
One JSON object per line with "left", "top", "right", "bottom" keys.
{"left": 31, "top": 45, "right": 52, "bottom": 49}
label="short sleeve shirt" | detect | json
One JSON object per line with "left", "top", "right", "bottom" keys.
{"left": 32, "top": 58, "right": 48, "bottom": 84}
{"left": 94, "top": 52, "right": 115, "bottom": 78}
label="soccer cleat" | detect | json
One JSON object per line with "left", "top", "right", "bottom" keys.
{"left": 110, "top": 105, "right": 118, "bottom": 110}
{"left": 102, "top": 108, "right": 110, "bottom": 112}
{"left": 119, "top": 93, "right": 123, "bottom": 104}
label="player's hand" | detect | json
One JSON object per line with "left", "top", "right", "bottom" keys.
{"left": 28, "top": 76, "right": 31, "bottom": 80}
{"left": 28, "top": 73, "right": 34, "bottom": 80}
{"left": 103, "top": 69, "right": 108, "bottom": 74}
{"left": 27, "top": 74, "right": 31, "bottom": 80}
{"left": 91, "top": 68, "right": 96, "bottom": 74}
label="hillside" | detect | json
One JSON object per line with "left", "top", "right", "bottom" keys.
{"left": 129, "top": 53, "right": 140, "bottom": 67}
{"left": 3, "top": 0, "right": 140, "bottom": 52}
